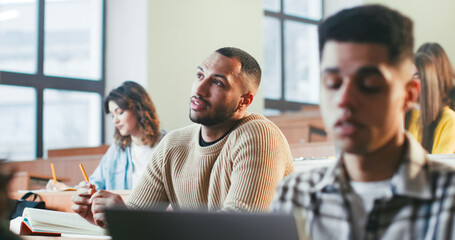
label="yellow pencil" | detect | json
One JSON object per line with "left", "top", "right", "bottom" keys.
{"left": 50, "top": 163, "right": 57, "bottom": 183}
{"left": 79, "top": 163, "right": 89, "bottom": 182}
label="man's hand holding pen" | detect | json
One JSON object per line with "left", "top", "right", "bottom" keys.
{"left": 71, "top": 180, "right": 126, "bottom": 228}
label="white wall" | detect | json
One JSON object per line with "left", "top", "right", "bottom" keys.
{"left": 147, "top": 0, "right": 264, "bottom": 131}
{"left": 363, "top": 0, "right": 455, "bottom": 64}
{"left": 105, "top": 0, "right": 263, "bottom": 134}
{"left": 104, "top": 0, "right": 149, "bottom": 143}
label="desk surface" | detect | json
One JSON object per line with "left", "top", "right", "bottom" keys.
{"left": 22, "top": 236, "right": 110, "bottom": 240}
{"left": 9, "top": 190, "right": 131, "bottom": 213}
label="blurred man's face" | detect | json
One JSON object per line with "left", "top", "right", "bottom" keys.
{"left": 319, "top": 41, "right": 412, "bottom": 154}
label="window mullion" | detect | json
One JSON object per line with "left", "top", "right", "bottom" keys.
{"left": 37, "top": 0, "right": 45, "bottom": 76}
{"left": 35, "top": 0, "right": 45, "bottom": 158}
{"left": 280, "top": 0, "right": 286, "bottom": 111}
{"left": 36, "top": 87, "right": 44, "bottom": 158}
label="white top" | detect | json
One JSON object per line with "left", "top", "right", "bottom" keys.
{"left": 350, "top": 179, "right": 392, "bottom": 240}
{"left": 130, "top": 142, "right": 156, "bottom": 188}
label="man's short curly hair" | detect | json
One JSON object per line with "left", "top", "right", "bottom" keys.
{"left": 215, "top": 47, "right": 261, "bottom": 92}
{"left": 318, "top": 4, "right": 414, "bottom": 63}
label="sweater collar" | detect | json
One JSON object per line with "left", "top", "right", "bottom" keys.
{"left": 195, "top": 113, "right": 261, "bottom": 154}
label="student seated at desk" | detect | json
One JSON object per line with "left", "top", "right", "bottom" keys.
{"left": 406, "top": 52, "right": 455, "bottom": 153}
{"left": 72, "top": 47, "right": 294, "bottom": 228}
{"left": 48, "top": 81, "right": 165, "bottom": 191}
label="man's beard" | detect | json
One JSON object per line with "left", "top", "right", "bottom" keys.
{"left": 189, "top": 100, "right": 238, "bottom": 126}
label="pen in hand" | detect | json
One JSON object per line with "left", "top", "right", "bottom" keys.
{"left": 78, "top": 163, "right": 96, "bottom": 203}
{"left": 79, "top": 163, "right": 89, "bottom": 182}
{"left": 50, "top": 163, "right": 57, "bottom": 183}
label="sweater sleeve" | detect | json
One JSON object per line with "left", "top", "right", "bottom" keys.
{"left": 222, "top": 120, "right": 294, "bottom": 212}
{"left": 125, "top": 139, "right": 169, "bottom": 209}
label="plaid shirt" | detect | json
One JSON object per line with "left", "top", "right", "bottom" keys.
{"left": 271, "top": 134, "right": 455, "bottom": 240}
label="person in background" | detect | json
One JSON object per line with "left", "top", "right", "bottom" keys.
{"left": 0, "top": 161, "right": 21, "bottom": 240}
{"left": 406, "top": 53, "right": 455, "bottom": 153}
{"left": 48, "top": 81, "right": 165, "bottom": 191}
{"left": 417, "top": 42, "right": 455, "bottom": 110}
{"left": 272, "top": 5, "right": 455, "bottom": 239}
{"left": 72, "top": 47, "right": 294, "bottom": 228}
{"left": 90, "top": 81, "right": 165, "bottom": 190}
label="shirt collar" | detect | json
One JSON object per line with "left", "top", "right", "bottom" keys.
{"left": 313, "top": 132, "right": 433, "bottom": 199}
{"left": 390, "top": 132, "right": 432, "bottom": 199}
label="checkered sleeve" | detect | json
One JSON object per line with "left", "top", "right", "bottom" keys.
{"left": 270, "top": 167, "right": 328, "bottom": 213}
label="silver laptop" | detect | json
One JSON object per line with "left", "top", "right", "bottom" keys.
{"left": 105, "top": 207, "right": 300, "bottom": 240}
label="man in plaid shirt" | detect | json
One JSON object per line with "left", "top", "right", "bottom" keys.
{"left": 271, "top": 4, "right": 455, "bottom": 240}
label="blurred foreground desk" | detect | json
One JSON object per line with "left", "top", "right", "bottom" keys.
{"left": 22, "top": 236, "right": 110, "bottom": 240}
{"left": 9, "top": 190, "right": 131, "bottom": 213}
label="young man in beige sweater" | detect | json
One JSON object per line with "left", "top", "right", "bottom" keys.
{"left": 72, "top": 47, "right": 294, "bottom": 227}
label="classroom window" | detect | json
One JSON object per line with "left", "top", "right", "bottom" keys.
{"left": 284, "top": 20, "right": 319, "bottom": 103}
{"left": 0, "top": 85, "right": 36, "bottom": 161}
{"left": 0, "top": 0, "right": 106, "bottom": 160}
{"left": 262, "top": 16, "right": 281, "bottom": 100}
{"left": 43, "top": 89, "right": 102, "bottom": 158}
{"left": 44, "top": 0, "right": 103, "bottom": 79}
{"left": 283, "top": 0, "right": 322, "bottom": 20}
{"left": 262, "top": 0, "right": 322, "bottom": 112}
{"left": 0, "top": 0, "right": 37, "bottom": 73}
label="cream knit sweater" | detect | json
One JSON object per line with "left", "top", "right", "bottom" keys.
{"left": 126, "top": 114, "right": 294, "bottom": 212}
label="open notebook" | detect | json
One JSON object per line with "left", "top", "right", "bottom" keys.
{"left": 105, "top": 207, "right": 306, "bottom": 240}
{"left": 10, "top": 207, "right": 107, "bottom": 237}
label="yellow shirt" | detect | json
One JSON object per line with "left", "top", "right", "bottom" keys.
{"left": 408, "top": 106, "right": 455, "bottom": 154}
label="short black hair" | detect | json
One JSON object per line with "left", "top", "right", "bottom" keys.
{"left": 318, "top": 4, "right": 413, "bottom": 63}
{"left": 215, "top": 47, "right": 262, "bottom": 90}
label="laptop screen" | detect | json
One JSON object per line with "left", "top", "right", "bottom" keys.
{"left": 105, "top": 207, "right": 301, "bottom": 240}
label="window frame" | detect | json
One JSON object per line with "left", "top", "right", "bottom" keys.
{"left": 264, "top": 0, "right": 324, "bottom": 112}
{"left": 0, "top": 0, "right": 106, "bottom": 158}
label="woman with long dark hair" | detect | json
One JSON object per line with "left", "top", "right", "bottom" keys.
{"left": 417, "top": 42, "right": 455, "bottom": 110}
{"left": 407, "top": 53, "right": 455, "bottom": 153}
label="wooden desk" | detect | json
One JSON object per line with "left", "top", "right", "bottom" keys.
{"left": 9, "top": 190, "right": 131, "bottom": 213}
{"left": 48, "top": 145, "right": 109, "bottom": 158}
{"left": 5, "top": 155, "right": 104, "bottom": 189}
{"left": 289, "top": 141, "right": 336, "bottom": 159}
{"left": 267, "top": 110, "right": 328, "bottom": 145}
{"left": 9, "top": 172, "right": 70, "bottom": 191}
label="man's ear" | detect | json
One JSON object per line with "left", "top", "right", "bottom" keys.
{"left": 237, "top": 92, "right": 254, "bottom": 111}
{"left": 404, "top": 79, "right": 421, "bottom": 111}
